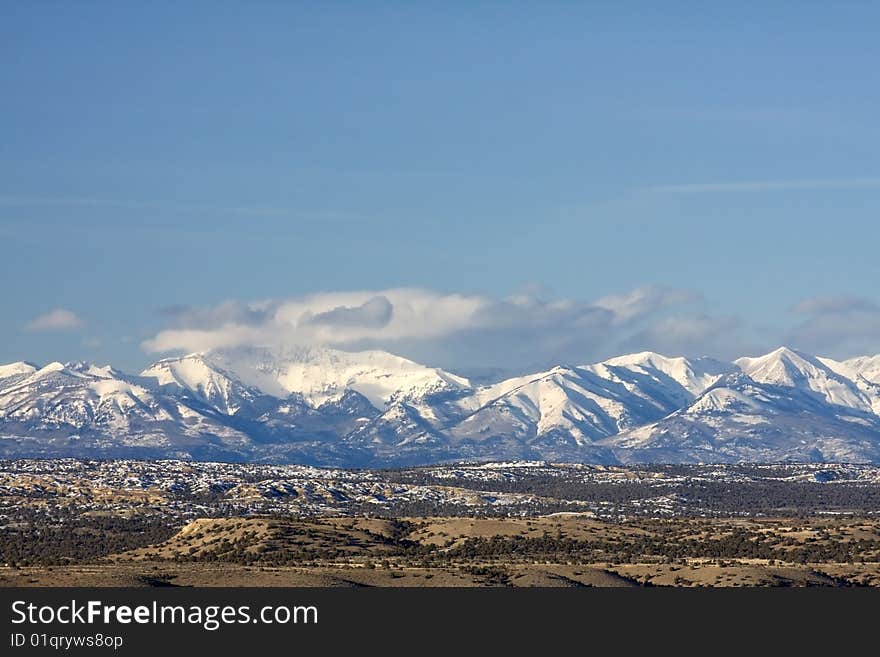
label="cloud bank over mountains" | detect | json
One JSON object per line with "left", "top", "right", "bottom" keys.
{"left": 142, "top": 286, "right": 742, "bottom": 372}
{"left": 788, "top": 296, "right": 880, "bottom": 358}
{"left": 140, "top": 286, "right": 880, "bottom": 372}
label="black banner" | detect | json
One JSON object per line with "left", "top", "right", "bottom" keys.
{"left": 1, "top": 587, "right": 877, "bottom": 655}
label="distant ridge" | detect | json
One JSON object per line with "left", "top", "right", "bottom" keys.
{"left": 2, "top": 345, "right": 880, "bottom": 466}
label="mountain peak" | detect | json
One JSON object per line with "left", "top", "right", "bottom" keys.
{"left": 602, "top": 351, "right": 679, "bottom": 367}
{"left": 36, "top": 361, "right": 67, "bottom": 375}
{"left": 735, "top": 346, "right": 823, "bottom": 376}
{"left": 820, "top": 354, "right": 880, "bottom": 386}
{"left": 736, "top": 346, "right": 875, "bottom": 412}
{"left": 0, "top": 361, "right": 38, "bottom": 379}
{"left": 64, "top": 361, "right": 119, "bottom": 378}
{"left": 144, "top": 344, "right": 470, "bottom": 410}
{"left": 596, "top": 351, "right": 731, "bottom": 396}
{"left": 769, "top": 345, "right": 811, "bottom": 360}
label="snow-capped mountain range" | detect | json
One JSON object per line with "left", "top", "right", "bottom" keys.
{"left": 2, "top": 345, "right": 880, "bottom": 465}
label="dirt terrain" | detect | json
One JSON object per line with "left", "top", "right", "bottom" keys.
{"left": 3, "top": 515, "right": 879, "bottom": 587}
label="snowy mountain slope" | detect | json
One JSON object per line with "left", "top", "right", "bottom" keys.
{"left": 604, "top": 372, "right": 880, "bottom": 464}
{"left": 446, "top": 365, "right": 676, "bottom": 446}
{"left": 819, "top": 355, "right": 880, "bottom": 415}
{"left": 0, "top": 355, "right": 387, "bottom": 463}
{"left": 347, "top": 401, "right": 444, "bottom": 449}
{"left": 2, "top": 345, "right": 880, "bottom": 465}
{"left": 0, "top": 362, "right": 37, "bottom": 380}
{"left": 736, "top": 347, "right": 876, "bottom": 413}
{"left": 145, "top": 346, "right": 470, "bottom": 411}
{"left": 821, "top": 354, "right": 880, "bottom": 384}
{"left": 142, "top": 353, "right": 271, "bottom": 415}
{"left": 432, "top": 352, "right": 730, "bottom": 447}
{"left": 0, "top": 361, "right": 253, "bottom": 460}
{"left": 591, "top": 351, "right": 732, "bottom": 397}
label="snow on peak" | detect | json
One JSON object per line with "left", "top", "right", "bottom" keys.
{"left": 820, "top": 354, "right": 880, "bottom": 385}
{"left": 0, "top": 362, "right": 37, "bottom": 379}
{"left": 247, "top": 345, "right": 470, "bottom": 409}
{"left": 594, "top": 351, "right": 730, "bottom": 396}
{"left": 142, "top": 353, "right": 229, "bottom": 389}
{"left": 14, "top": 361, "right": 124, "bottom": 384}
{"left": 736, "top": 347, "right": 873, "bottom": 412}
{"left": 140, "top": 353, "right": 253, "bottom": 414}
{"left": 143, "top": 345, "right": 471, "bottom": 410}
{"left": 736, "top": 347, "right": 830, "bottom": 385}
{"left": 5, "top": 344, "right": 880, "bottom": 465}
{"left": 65, "top": 362, "right": 118, "bottom": 379}
{"left": 603, "top": 351, "right": 678, "bottom": 368}
{"left": 736, "top": 346, "right": 808, "bottom": 369}
{"left": 34, "top": 361, "right": 68, "bottom": 376}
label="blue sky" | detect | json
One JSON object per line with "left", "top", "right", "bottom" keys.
{"left": 2, "top": 3, "right": 880, "bottom": 373}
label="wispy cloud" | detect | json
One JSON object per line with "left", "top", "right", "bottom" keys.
{"left": 643, "top": 177, "right": 880, "bottom": 194}
{"left": 24, "top": 309, "right": 85, "bottom": 332}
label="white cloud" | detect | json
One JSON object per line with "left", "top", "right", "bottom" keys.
{"left": 24, "top": 309, "right": 85, "bottom": 332}
{"left": 788, "top": 295, "right": 880, "bottom": 358}
{"left": 595, "top": 287, "right": 698, "bottom": 324}
{"left": 620, "top": 315, "right": 741, "bottom": 359}
{"left": 792, "top": 296, "right": 879, "bottom": 316}
{"left": 144, "top": 289, "right": 502, "bottom": 354}
{"left": 141, "top": 286, "right": 732, "bottom": 371}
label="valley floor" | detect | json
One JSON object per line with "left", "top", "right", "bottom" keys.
{"left": 4, "top": 560, "right": 880, "bottom": 588}
{"left": 3, "top": 460, "right": 880, "bottom": 587}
